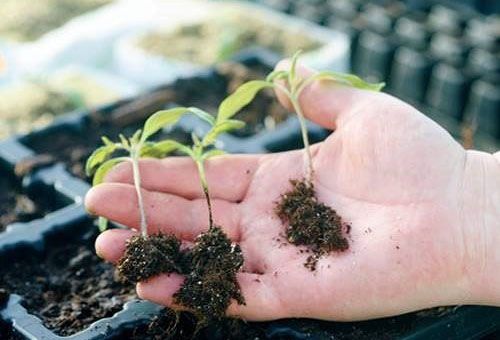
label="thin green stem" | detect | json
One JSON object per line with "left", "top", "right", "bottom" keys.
{"left": 196, "top": 159, "right": 213, "bottom": 229}
{"left": 290, "top": 94, "right": 314, "bottom": 184}
{"left": 131, "top": 145, "right": 148, "bottom": 238}
{"left": 275, "top": 80, "right": 314, "bottom": 184}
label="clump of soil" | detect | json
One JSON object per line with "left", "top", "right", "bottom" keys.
{"left": 275, "top": 179, "right": 349, "bottom": 270}
{"left": 174, "top": 226, "right": 245, "bottom": 321}
{"left": 117, "top": 226, "right": 244, "bottom": 323}
{"left": 117, "top": 234, "right": 187, "bottom": 283}
{"left": 0, "top": 174, "right": 57, "bottom": 232}
{"left": 0, "top": 226, "right": 136, "bottom": 336}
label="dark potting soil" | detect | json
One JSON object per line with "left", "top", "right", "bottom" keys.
{"left": 0, "top": 174, "right": 58, "bottom": 232}
{"left": 0, "top": 226, "right": 136, "bottom": 336}
{"left": 275, "top": 179, "right": 349, "bottom": 271}
{"left": 117, "top": 234, "right": 187, "bottom": 283}
{"left": 118, "top": 226, "right": 244, "bottom": 323}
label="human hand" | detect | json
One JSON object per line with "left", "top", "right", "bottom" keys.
{"left": 85, "top": 60, "right": 500, "bottom": 321}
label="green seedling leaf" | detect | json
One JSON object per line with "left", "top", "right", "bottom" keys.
{"left": 202, "top": 149, "right": 226, "bottom": 160}
{"left": 266, "top": 70, "right": 288, "bottom": 82}
{"left": 140, "top": 140, "right": 183, "bottom": 158}
{"left": 289, "top": 50, "right": 302, "bottom": 89}
{"left": 93, "top": 157, "right": 128, "bottom": 186}
{"left": 131, "top": 129, "right": 142, "bottom": 144}
{"left": 119, "top": 134, "right": 129, "bottom": 148}
{"left": 98, "top": 216, "right": 109, "bottom": 232}
{"left": 309, "top": 71, "right": 385, "bottom": 91}
{"left": 101, "top": 136, "right": 114, "bottom": 147}
{"left": 141, "top": 107, "right": 189, "bottom": 142}
{"left": 188, "top": 107, "right": 216, "bottom": 126}
{"left": 217, "top": 80, "right": 273, "bottom": 122}
{"left": 85, "top": 144, "right": 117, "bottom": 177}
{"left": 202, "top": 119, "right": 245, "bottom": 146}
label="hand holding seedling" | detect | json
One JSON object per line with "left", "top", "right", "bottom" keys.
{"left": 86, "top": 60, "right": 500, "bottom": 321}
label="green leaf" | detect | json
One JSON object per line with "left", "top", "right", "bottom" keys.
{"left": 93, "top": 157, "right": 128, "bottom": 186}
{"left": 141, "top": 107, "right": 189, "bottom": 142}
{"left": 217, "top": 80, "right": 273, "bottom": 122}
{"left": 309, "top": 71, "right": 385, "bottom": 91}
{"left": 188, "top": 107, "right": 216, "bottom": 126}
{"left": 140, "top": 140, "right": 183, "bottom": 158}
{"left": 85, "top": 144, "right": 117, "bottom": 177}
{"left": 266, "top": 70, "right": 288, "bottom": 82}
{"left": 202, "top": 149, "right": 226, "bottom": 160}
{"left": 98, "top": 216, "right": 109, "bottom": 232}
{"left": 101, "top": 136, "right": 114, "bottom": 147}
{"left": 202, "top": 119, "right": 245, "bottom": 146}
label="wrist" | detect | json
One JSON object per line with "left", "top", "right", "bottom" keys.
{"left": 461, "top": 150, "right": 500, "bottom": 306}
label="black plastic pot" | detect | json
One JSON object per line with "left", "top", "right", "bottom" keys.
{"left": 0, "top": 49, "right": 499, "bottom": 339}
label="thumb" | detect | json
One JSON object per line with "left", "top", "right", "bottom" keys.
{"left": 273, "top": 59, "right": 383, "bottom": 130}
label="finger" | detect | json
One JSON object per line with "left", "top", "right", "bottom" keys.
{"left": 137, "top": 273, "right": 286, "bottom": 320}
{"left": 95, "top": 228, "right": 136, "bottom": 263}
{"left": 274, "top": 59, "right": 386, "bottom": 130}
{"left": 104, "top": 155, "right": 261, "bottom": 202}
{"left": 85, "top": 183, "right": 241, "bottom": 241}
{"left": 136, "top": 273, "right": 185, "bottom": 307}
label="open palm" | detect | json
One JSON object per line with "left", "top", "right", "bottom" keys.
{"left": 85, "top": 62, "right": 491, "bottom": 321}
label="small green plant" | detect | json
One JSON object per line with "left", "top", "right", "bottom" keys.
{"left": 163, "top": 107, "right": 245, "bottom": 228}
{"left": 86, "top": 107, "right": 197, "bottom": 235}
{"left": 222, "top": 51, "right": 384, "bottom": 183}
{"left": 86, "top": 106, "right": 244, "bottom": 234}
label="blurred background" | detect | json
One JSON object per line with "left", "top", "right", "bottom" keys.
{"left": 0, "top": 0, "right": 498, "bottom": 150}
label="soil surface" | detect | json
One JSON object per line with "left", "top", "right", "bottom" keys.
{"left": 117, "top": 234, "right": 187, "bottom": 283}
{"left": 275, "top": 179, "right": 349, "bottom": 270}
{"left": 0, "top": 225, "right": 136, "bottom": 336}
{"left": 0, "top": 174, "right": 57, "bottom": 232}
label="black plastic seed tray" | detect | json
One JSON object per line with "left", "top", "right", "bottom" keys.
{"left": 1, "top": 48, "right": 499, "bottom": 339}
{"left": 248, "top": 0, "right": 500, "bottom": 151}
